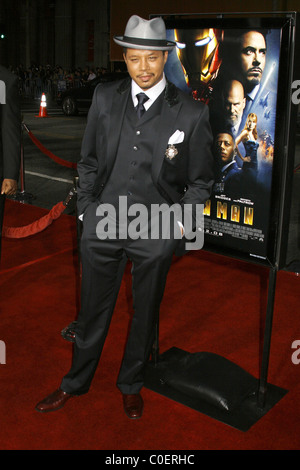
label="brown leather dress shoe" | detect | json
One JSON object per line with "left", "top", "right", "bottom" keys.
{"left": 122, "top": 393, "right": 144, "bottom": 419}
{"left": 35, "top": 389, "right": 73, "bottom": 413}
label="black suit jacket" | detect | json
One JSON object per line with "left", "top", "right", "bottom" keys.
{"left": 77, "top": 78, "right": 214, "bottom": 243}
{"left": 0, "top": 66, "right": 21, "bottom": 255}
{"left": 0, "top": 65, "right": 21, "bottom": 184}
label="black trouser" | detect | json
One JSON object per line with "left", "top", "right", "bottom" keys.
{"left": 60, "top": 201, "right": 180, "bottom": 395}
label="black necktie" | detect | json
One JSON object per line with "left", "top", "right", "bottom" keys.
{"left": 136, "top": 93, "right": 149, "bottom": 119}
{"left": 244, "top": 96, "right": 253, "bottom": 115}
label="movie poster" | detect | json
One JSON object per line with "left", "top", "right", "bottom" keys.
{"left": 165, "top": 24, "right": 281, "bottom": 259}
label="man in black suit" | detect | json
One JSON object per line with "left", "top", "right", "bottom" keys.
{"left": 36, "top": 16, "right": 214, "bottom": 418}
{"left": 0, "top": 65, "right": 21, "bottom": 257}
{"left": 213, "top": 131, "right": 243, "bottom": 198}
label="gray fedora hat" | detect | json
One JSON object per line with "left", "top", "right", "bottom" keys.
{"left": 113, "top": 15, "right": 176, "bottom": 51}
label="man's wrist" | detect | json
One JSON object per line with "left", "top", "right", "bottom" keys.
{"left": 177, "top": 221, "right": 184, "bottom": 237}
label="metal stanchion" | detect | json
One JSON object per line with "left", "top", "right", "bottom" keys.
{"left": 13, "top": 121, "right": 34, "bottom": 203}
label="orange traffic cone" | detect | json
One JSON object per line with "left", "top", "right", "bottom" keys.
{"left": 36, "top": 93, "right": 48, "bottom": 118}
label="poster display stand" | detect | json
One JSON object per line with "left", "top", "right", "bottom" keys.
{"left": 144, "top": 11, "right": 300, "bottom": 430}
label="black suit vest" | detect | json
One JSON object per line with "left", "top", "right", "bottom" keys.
{"left": 100, "top": 91, "right": 167, "bottom": 210}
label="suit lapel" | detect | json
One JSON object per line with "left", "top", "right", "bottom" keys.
{"left": 105, "top": 79, "right": 182, "bottom": 184}
{"left": 106, "top": 79, "right": 130, "bottom": 175}
{"left": 151, "top": 84, "right": 182, "bottom": 184}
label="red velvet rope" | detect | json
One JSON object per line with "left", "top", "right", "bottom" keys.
{"left": 27, "top": 130, "right": 77, "bottom": 169}
{"left": 2, "top": 201, "right": 66, "bottom": 238}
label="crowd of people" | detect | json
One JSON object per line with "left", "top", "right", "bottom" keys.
{"left": 10, "top": 63, "right": 111, "bottom": 100}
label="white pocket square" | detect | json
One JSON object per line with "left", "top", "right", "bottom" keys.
{"left": 168, "top": 130, "right": 185, "bottom": 145}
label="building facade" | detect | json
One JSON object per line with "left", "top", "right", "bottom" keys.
{"left": 0, "top": 0, "right": 110, "bottom": 70}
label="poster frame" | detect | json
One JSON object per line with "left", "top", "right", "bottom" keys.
{"left": 155, "top": 11, "right": 299, "bottom": 270}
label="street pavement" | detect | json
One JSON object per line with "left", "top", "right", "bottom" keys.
{"left": 16, "top": 97, "right": 87, "bottom": 216}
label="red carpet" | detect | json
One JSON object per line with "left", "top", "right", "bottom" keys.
{"left": 0, "top": 200, "right": 299, "bottom": 451}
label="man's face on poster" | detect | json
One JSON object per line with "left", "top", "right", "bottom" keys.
{"left": 238, "top": 31, "right": 266, "bottom": 90}
{"left": 215, "top": 133, "right": 235, "bottom": 165}
{"left": 223, "top": 80, "right": 246, "bottom": 127}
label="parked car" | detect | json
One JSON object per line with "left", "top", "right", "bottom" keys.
{"left": 57, "top": 72, "right": 128, "bottom": 116}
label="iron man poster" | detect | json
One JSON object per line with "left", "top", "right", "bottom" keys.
{"left": 164, "top": 23, "right": 281, "bottom": 260}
